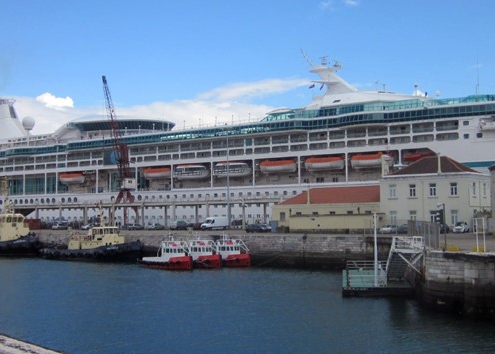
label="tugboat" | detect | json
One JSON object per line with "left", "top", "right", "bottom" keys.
{"left": 139, "top": 237, "right": 193, "bottom": 270}
{"left": 187, "top": 239, "right": 222, "bottom": 269}
{"left": 0, "top": 179, "right": 41, "bottom": 256}
{"left": 215, "top": 236, "right": 251, "bottom": 268}
{"left": 40, "top": 204, "right": 142, "bottom": 261}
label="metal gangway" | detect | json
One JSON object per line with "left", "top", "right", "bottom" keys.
{"left": 343, "top": 235, "right": 424, "bottom": 296}
{"left": 386, "top": 236, "right": 424, "bottom": 283}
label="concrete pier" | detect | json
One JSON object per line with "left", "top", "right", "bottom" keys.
{"left": 411, "top": 251, "right": 495, "bottom": 318}
{"left": 0, "top": 334, "right": 62, "bottom": 354}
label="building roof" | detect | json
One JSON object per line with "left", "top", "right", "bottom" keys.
{"left": 279, "top": 185, "right": 380, "bottom": 205}
{"left": 390, "top": 155, "right": 478, "bottom": 176}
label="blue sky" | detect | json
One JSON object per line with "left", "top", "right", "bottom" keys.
{"left": 1, "top": 0, "right": 495, "bottom": 134}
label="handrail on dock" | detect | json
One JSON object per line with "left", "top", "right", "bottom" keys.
{"left": 344, "top": 260, "right": 387, "bottom": 289}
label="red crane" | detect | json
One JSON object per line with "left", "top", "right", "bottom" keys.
{"left": 102, "top": 75, "right": 138, "bottom": 225}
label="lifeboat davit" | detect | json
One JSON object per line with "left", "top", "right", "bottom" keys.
{"left": 143, "top": 167, "right": 172, "bottom": 180}
{"left": 259, "top": 160, "right": 297, "bottom": 173}
{"left": 59, "top": 173, "right": 85, "bottom": 185}
{"left": 351, "top": 153, "right": 393, "bottom": 169}
{"left": 403, "top": 152, "right": 433, "bottom": 163}
{"left": 305, "top": 156, "right": 344, "bottom": 171}
{"left": 213, "top": 162, "right": 252, "bottom": 178}
{"left": 174, "top": 164, "right": 210, "bottom": 180}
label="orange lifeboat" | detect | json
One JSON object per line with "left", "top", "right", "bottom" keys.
{"left": 59, "top": 173, "right": 85, "bottom": 185}
{"left": 351, "top": 153, "right": 393, "bottom": 169}
{"left": 403, "top": 152, "right": 433, "bottom": 163}
{"left": 305, "top": 156, "right": 344, "bottom": 171}
{"left": 143, "top": 167, "right": 172, "bottom": 180}
{"left": 259, "top": 160, "right": 297, "bottom": 173}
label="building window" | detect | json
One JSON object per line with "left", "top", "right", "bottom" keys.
{"left": 280, "top": 212, "right": 286, "bottom": 221}
{"left": 390, "top": 211, "right": 397, "bottom": 225}
{"left": 483, "top": 183, "right": 487, "bottom": 197}
{"left": 389, "top": 184, "right": 397, "bottom": 198}
{"left": 450, "top": 182, "right": 458, "bottom": 196}
{"left": 429, "top": 210, "right": 438, "bottom": 222}
{"left": 409, "top": 210, "right": 417, "bottom": 220}
{"left": 451, "top": 209, "right": 458, "bottom": 225}
{"left": 409, "top": 184, "right": 416, "bottom": 197}
{"left": 472, "top": 182, "right": 477, "bottom": 197}
{"left": 429, "top": 183, "right": 437, "bottom": 197}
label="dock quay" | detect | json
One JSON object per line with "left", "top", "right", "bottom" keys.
{"left": 0, "top": 334, "right": 62, "bottom": 354}
{"left": 340, "top": 232, "right": 495, "bottom": 319}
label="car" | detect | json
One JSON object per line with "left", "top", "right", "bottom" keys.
{"left": 439, "top": 223, "right": 450, "bottom": 234}
{"left": 453, "top": 222, "right": 469, "bottom": 233}
{"left": 245, "top": 224, "right": 270, "bottom": 233}
{"left": 187, "top": 222, "right": 202, "bottom": 230}
{"left": 170, "top": 220, "right": 188, "bottom": 230}
{"left": 397, "top": 224, "right": 409, "bottom": 234}
{"left": 144, "top": 223, "right": 165, "bottom": 230}
{"left": 80, "top": 224, "right": 93, "bottom": 230}
{"left": 51, "top": 222, "right": 69, "bottom": 230}
{"left": 380, "top": 225, "right": 398, "bottom": 234}
{"left": 124, "top": 223, "right": 144, "bottom": 230}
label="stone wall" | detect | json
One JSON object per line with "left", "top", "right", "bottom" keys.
{"left": 37, "top": 230, "right": 392, "bottom": 269}
{"left": 415, "top": 251, "right": 495, "bottom": 318}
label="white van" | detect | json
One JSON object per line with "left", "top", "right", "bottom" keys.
{"left": 200, "top": 216, "right": 229, "bottom": 230}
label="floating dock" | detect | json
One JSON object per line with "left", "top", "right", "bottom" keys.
{"left": 342, "top": 265, "right": 414, "bottom": 297}
{"left": 342, "top": 235, "right": 424, "bottom": 297}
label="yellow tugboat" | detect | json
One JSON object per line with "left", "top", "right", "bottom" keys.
{"left": 0, "top": 179, "right": 40, "bottom": 256}
{"left": 40, "top": 204, "right": 142, "bottom": 261}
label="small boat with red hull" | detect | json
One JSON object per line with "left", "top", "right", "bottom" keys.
{"left": 215, "top": 237, "right": 251, "bottom": 267}
{"left": 139, "top": 238, "right": 192, "bottom": 271}
{"left": 187, "top": 239, "right": 222, "bottom": 269}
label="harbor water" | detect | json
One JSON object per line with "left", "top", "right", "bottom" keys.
{"left": 1, "top": 258, "right": 494, "bottom": 354}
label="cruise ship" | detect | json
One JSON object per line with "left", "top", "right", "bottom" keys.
{"left": 1, "top": 57, "right": 495, "bottom": 227}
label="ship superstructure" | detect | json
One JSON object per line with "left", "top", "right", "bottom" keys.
{"left": 1, "top": 58, "right": 495, "bottom": 226}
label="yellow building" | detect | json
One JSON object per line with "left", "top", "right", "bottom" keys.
{"left": 272, "top": 185, "right": 382, "bottom": 233}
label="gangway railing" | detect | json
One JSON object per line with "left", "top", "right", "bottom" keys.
{"left": 344, "top": 260, "right": 388, "bottom": 288}
{"left": 386, "top": 236, "right": 424, "bottom": 280}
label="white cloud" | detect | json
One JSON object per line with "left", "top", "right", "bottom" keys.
{"left": 13, "top": 77, "right": 307, "bottom": 135}
{"left": 320, "top": 1, "right": 334, "bottom": 10}
{"left": 197, "top": 78, "right": 308, "bottom": 102}
{"left": 343, "top": 0, "right": 359, "bottom": 6}
{"left": 35, "top": 92, "right": 74, "bottom": 110}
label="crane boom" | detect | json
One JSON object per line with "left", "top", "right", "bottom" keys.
{"left": 102, "top": 75, "right": 137, "bottom": 225}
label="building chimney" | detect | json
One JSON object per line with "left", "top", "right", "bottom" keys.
{"left": 437, "top": 153, "right": 442, "bottom": 174}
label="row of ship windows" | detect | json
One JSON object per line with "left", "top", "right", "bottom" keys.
{"left": 0, "top": 118, "right": 466, "bottom": 161}
{"left": 2, "top": 189, "right": 299, "bottom": 206}
{"left": 0, "top": 132, "right": 468, "bottom": 170}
